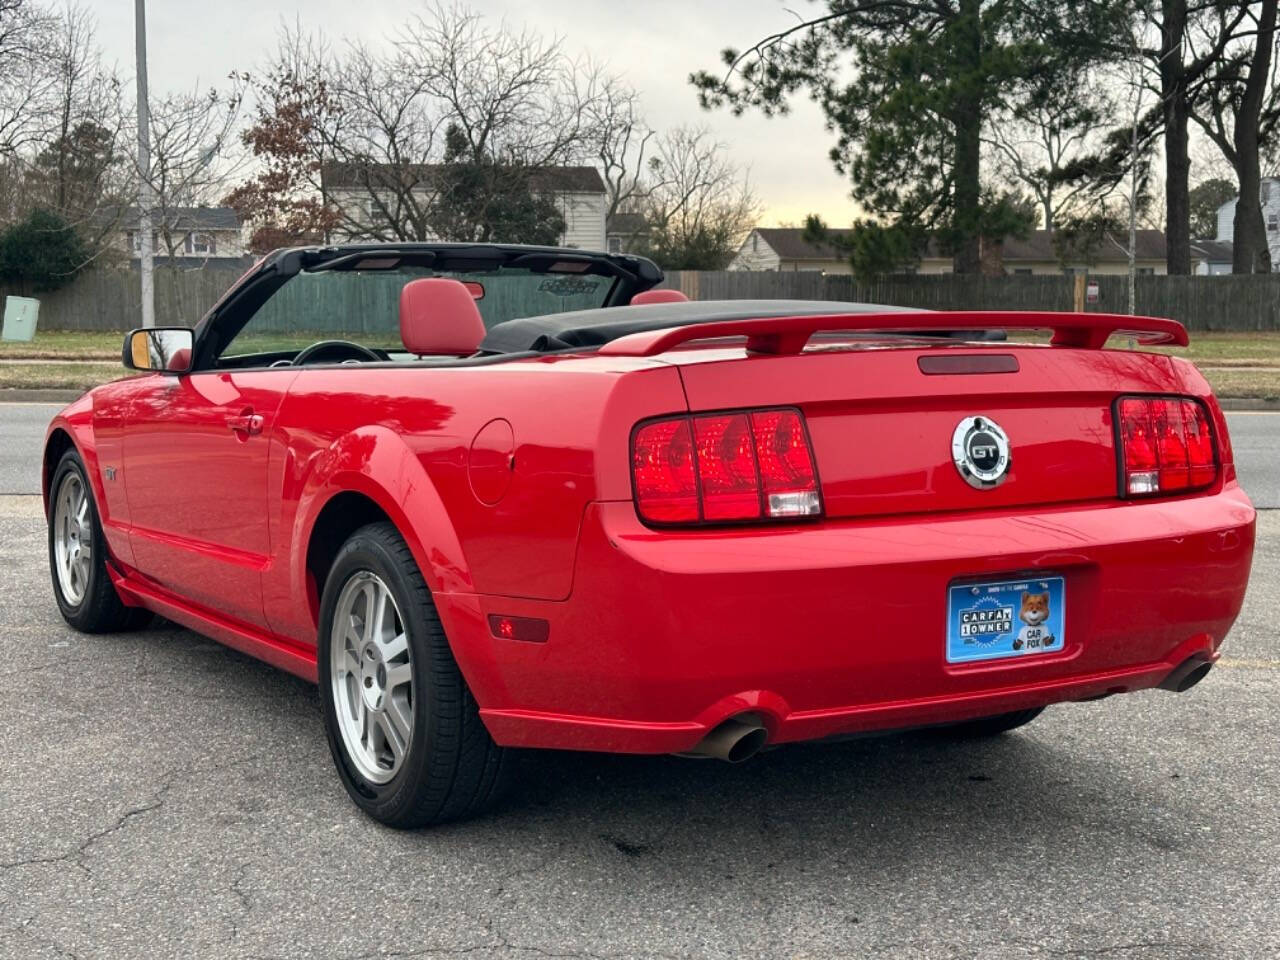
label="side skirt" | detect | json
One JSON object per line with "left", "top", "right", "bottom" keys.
{"left": 108, "top": 566, "right": 319, "bottom": 682}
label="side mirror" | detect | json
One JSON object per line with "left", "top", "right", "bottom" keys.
{"left": 122, "top": 327, "right": 194, "bottom": 373}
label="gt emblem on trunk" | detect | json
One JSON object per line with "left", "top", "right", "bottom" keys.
{"left": 951, "top": 416, "right": 1011, "bottom": 489}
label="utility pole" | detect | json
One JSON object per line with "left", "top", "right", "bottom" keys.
{"left": 135, "top": 0, "right": 155, "bottom": 328}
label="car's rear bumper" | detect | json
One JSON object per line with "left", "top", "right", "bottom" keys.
{"left": 441, "top": 486, "right": 1256, "bottom": 754}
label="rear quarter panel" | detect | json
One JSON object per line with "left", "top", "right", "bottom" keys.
{"left": 266, "top": 357, "right": 685, "bottom": 648}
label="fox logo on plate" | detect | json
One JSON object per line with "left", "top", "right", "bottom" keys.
{"left": 952, "top": 416, "right": 1011, "bottom": 489}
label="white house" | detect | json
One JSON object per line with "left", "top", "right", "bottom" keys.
{"left": 1212, "top": 176, "right": 1280, "bottom": 267}
{"left": 321, "top": 163, "right": 607, "bottom": 250}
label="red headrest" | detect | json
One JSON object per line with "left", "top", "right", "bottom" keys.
{"left": 399, "top": 278, "right": 487, "bottom": 356}
{"left": 631, "top": 289, "right": 689, "bottom": 305}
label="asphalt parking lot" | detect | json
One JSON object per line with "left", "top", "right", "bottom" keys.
{"left": 1, "top": 404, "right": 1277, "bottom": 959}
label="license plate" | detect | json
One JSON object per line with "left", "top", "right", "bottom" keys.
{"left": 946, "top": 576, "right": 1065, "bottom": 664}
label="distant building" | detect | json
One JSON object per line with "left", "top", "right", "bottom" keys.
{"left": 730, "top": 226, "right": 1173, "bottom": 276}
{"left": 605, "top": 212, "right": 649, "bottom": 254}
{"left": 729, "top": 227, "right": 855, "bottom": 272}
{"left": 321, "top": 164, "right": 608, "bottom": 250}
{"left": 118, "top": 206, "right": 246, "bottom": 262}
{"left": 1191, "top": 239, "right": 1233, "bottom": 276}
{"left": 1210, "top": 176, "right": 1280, "bottom": 269}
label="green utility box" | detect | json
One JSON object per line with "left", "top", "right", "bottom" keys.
{"left": 2, "top": 296, "right": 39, "bottom": 342}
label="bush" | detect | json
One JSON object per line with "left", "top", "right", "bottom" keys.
{"left": 0, "top": 209, "right": 89, "bottom": 293}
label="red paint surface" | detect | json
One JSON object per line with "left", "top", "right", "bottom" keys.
{"left": 46, "top": 326, "right": 1256, "bottom": 753}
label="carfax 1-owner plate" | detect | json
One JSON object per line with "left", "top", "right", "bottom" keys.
{"left": 946, "top": 576, "right": 1066, "bottom": 664}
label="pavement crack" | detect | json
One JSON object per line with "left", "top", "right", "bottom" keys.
{"left": 0, "top": 774, "right": 175, "bottom": 878}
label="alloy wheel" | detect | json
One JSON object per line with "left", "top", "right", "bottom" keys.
{"left": 329, "top": 571, "right": 414, "bottom": 784}
{"left": 53, "top": 471, "right": 92, "bottom": 606}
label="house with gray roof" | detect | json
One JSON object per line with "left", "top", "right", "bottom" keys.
{"left": 116, "top": 206, "right": 246, "bottom": 263}
{"left": 730, "top": 226, "right": 1176, "bottom": 276}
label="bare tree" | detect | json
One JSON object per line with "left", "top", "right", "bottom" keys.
{"left": 578, "top": 62, "right": 655, "bottom": 219}
{"left": 984, "top": 70, "right": 1115, "bottom": 232}
{"left": 143, "top": 77, "right": 247, "bottom": 264}
{"left": 237, "top": 3, "right": 636, "bottom": 246}
{"left": 637, "top": 126, "right": 760, "bottom": 270}
{"left": 224, "top": 22, "right": 341, "bottom": 250}
{"left": 0, "top": 0, "right": 58, "bottom": 164}
{"left": 324, "top": 37, "right": 444, "bottom": 241}
{"left": 0, "top": 1, "right": 127, "bottom": 265}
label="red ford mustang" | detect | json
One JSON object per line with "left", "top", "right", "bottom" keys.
{"left": 45, "top": 243, "right": 1256, "bottom": 827}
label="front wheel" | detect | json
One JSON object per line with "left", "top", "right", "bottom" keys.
{"left": 47, "top": 450, "right": 152, "bottom": 633}
{"left": 317, "top": 522, "right": 509, "bottom": 828}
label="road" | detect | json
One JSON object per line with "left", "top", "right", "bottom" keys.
{"left": 0, "top": 494, "right": 1276, "bottom": 959}
{"left": 1, "top": 400, "right": 1277, "bottom": 958}
{"left": 3, "top": 402, "right": 1278, "bottom": 505}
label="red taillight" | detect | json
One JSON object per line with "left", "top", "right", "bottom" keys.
{"left": 632, "top": 417, "right": 698, "bottom": 522}
{"left": 693, "top": 413, "right": 760, "bottom": 520}
{"left": 1116, "top": 396, "right": 1217, "bottom": 497}
{"left": 632, "top": 407, "right": 822, "bottom": 525}
{"left": 750, "top": 409, "right": 821, "bottom": 517}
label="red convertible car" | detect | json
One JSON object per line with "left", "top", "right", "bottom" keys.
{"left": 45, "top": 243, "right": 1255, "bottom": 827}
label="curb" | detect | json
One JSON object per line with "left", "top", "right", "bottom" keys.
{"left": 0, "top": 388, "right": 82, "bottom": 403}
{"left": 1218, "top": 398, "right": 1279, "bottom": 411}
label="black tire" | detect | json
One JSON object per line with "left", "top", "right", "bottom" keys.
{"left": 936, "top": 707, "right": 1044, "bottom": 738}
{"left": 317, "top": 521, "right": 510, "bottom": 828}
{"left": 48, "top": 449, "right": 153, "bottom": 633}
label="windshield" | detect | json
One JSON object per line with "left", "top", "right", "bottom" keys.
{"left": 222, "top": 265, "right": 617, "bottom": 358}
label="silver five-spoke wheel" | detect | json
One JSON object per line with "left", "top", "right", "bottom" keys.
{"left": 53, "top": 471, "right": 92, "bottom": 606}
{"left": 330, "top": 571, "right": 414, "bottom": 784}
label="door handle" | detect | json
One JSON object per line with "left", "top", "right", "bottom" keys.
{"left": 226, "top": 413, "right": 264, "bottom": 436}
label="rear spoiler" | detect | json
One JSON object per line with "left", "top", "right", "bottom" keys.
{"left": 596, "top": 310, "right": 1188, "bottom": 357}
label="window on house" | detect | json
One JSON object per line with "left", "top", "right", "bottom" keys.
{"left": 1268, "top": 214, "right": 1278, "bottom": 233}
{"left": 607, "top": 236, "right": 621, "bottom": 253}
{"left": 751, "top": 234, "right": 758, "bottom": 253}
{"left": 188, "top": 233, "right": 216, "bottom": 255}
{"left": 1062, "top": 266, "right": 1087, "bottom": 277}
{"left": 1136, "top": 267, "right": 1155, "bottom": 275}
{"left": 1012, "top": 268, "right": 1033, "bottom": 276}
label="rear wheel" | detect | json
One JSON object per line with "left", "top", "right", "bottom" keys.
{"left": 936, "top": 707, "right": 1044, "bottom": 738}
{"left": 48, "top": 450, "right": 152, "bottom": 633}
{"left": 317, "top": 521, "right": 509, "bottom": 828}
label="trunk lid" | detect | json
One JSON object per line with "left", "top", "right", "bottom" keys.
{"left": 667, "top": 342, "right": 1181, "bottom": 519}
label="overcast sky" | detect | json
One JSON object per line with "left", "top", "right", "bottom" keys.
{"left": 78, "top": 0, "right": 860, "bottom": 226}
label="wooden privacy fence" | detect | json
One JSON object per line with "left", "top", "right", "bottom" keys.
{"left": 1, "top": 263, "right": 250, "bottom": 332}
{"left": 664, "top": 272, "right": 1280, "bottom": 332}
{"left": 6, "top": 266, "right": 1280, "bottom": 333}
